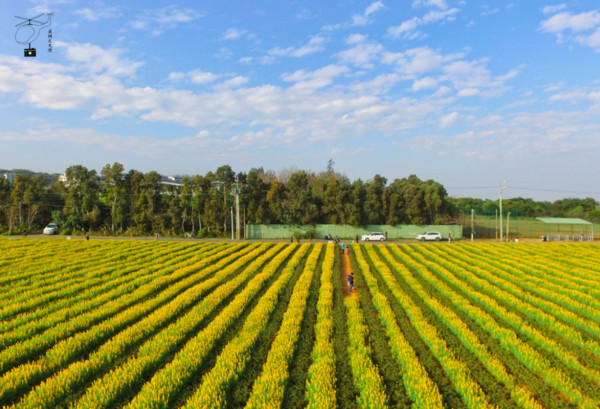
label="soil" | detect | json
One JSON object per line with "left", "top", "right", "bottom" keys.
{"left": 340, "top": 247, "right": 358, "bottom": 298}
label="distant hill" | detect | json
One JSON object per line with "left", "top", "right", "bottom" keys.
{"left": 0, "top": 169, "right": 61, "bottom": 185}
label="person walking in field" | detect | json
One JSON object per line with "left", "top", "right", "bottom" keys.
{"left": 347, "top": 271, "right": 355, "bottom": 294}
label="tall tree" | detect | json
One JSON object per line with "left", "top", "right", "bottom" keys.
{"left": 286, "top": 170, "right": 318, "bottom": 225}
{"left": 402, "top": 175, "right": 426, "bottom": 225}
{"left": 22, "top": 175, "right": 45, "bottom": 231}
{"left": 101, "top": 162, "right": 126, "bottom": 234}
{"left": 384, "top": 179, "right": 406, "bottom": 226}
{"left": 423, "top": 179, "right": 447, "bottom": 224}
{"left": 244, "top": 168, "right": 271, "bottom": 224}
{"left": 266, "top": 180, "right": 288, "bottom": 224}
{"left": 364, "top": 174, "right": 387, "bottom": 225}
{"left": 63, "top": 165, "right": 100, "bottom": 231}
{"left": 0, "top": 178, "right": 12, "bottom": 231}
{"left": 346, "top": 179, "right": 366, "bottom": 226}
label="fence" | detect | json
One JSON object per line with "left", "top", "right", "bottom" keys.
{"left": 245, "top": 224, "right": 463, "bottom": 240}
{"left": 459, "top": 213, "right": 598, "bottom": 240}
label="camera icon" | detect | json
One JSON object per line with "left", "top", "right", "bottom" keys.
{"left": 24, "top": 47, "right": 37, "bottom": 57}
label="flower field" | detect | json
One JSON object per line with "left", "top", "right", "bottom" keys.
{"left": 1, "top": 238, "right": 600, "bottom": 408}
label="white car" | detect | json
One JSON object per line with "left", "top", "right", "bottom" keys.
{"left": 43, "top": 223, "right": 60, "bottom": 235}
{"left": 361, "top": 232, "right": 386, "bottom": 241}
{"left": 416, "top": 231, "right": 442, "bottom": 241}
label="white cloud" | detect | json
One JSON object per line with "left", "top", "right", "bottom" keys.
{"left": 412, "top": 77, "right": 438, "bottom": 91}
{"left": 387, "top": 18, "right": 420, "bottom": 37}
{"left": 412, "top": 0, "right": 448, "bottom": 10}
{"left": 387, "top": 7, "right": 459, "bottom": 39}
{"left": 238, "top": 55, "right": 276, "bottom": 65}
{"left": 223, "top": 28, "right": 248, "bottom": 40}
{"left": 408, "top": 109, "right": 600, "bottom": 161}
{"left": 130, "top": 6, "right": 203, "bottom": 35}
{"left": 365, "top": 2, "right": 385, "bottom": 16}
{"left": 217, "top": 76, "right": 249, "bottom": 89}
{"left": 323, "top": 1, "right": 384, "bottom": 30}
{"left": 282, "top": 65, "right": 349, "bottom": 92}
{"left": 60, "top": 42, "right": 144, "bottom": 77}
{"left": 27, "top": 0, "right": 73, "bottom": 14}
{"left": 269, "top": 36, "right": 326, "bottom": 58}
{"left": 169, "top": 70, "right": 220, "bottom": 84}
{"left": 383, "top": 47, "right": 464, "bottom": 77}
{"left": 441, "top": 59, "right": 518, "bottom": 97}
{"left": 75, "top": 6, "right": 122, "bottom": 21}
{"left": 540, "top": 9, "right": 600, "bottom": 51}
{"left": 540, "top": 10, "right": 600, "bottom": 33}
{"left": 336, "top": 37, "right": 383, "bottom": 68}
{"left": 542, "top": 4, "right": 567, "bottom": 15}
{"left": 439, "top": 111, "right": 460, "bottom": 127}
{"left": 423, "top": 8, "right": 459, "bottom": 23}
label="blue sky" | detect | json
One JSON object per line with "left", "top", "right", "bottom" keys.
{"left": 1, "top": 0, "right": 599, "bottom": 201}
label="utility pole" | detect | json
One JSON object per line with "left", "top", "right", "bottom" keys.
{"left": 506, "top": 211, "right": 511, "bottom": 241}
{"left": 212, "top": 180, "right": 227, "bottom": 235}
{"left": 231, "top": 206, "right": 234, "bottom": 240}
{"left": 471, "top": 208, "right": 474, "bottom": 242}
{"left": 231, "top": 178, "right": 242, "bottom": 240}
{"left": 499, "top": 182, "right": 506, "bottom": 241}
{"left": 495, "top": 209, "right": 498, "bottom": 240}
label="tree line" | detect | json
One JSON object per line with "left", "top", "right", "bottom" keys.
{"left": 2, "top": 163, "right": 597, "bottom": 237}
{"left": 451, "top": 197, "right": 600, "bottom": 220}
{"left": 0, "top": 162, "right": 455, "bottom": 237}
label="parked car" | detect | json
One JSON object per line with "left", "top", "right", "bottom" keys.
{"left": 43, "top": 223, "right": 60, "bottom": 235}
{"left": 361, "top": 232, "right": 386, "bottom": 241}
{"left": 416, "top": 231, "right": 442, "bottom": 241}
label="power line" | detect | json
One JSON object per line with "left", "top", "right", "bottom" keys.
{"left": 509, "top": 186, "right": 600, "bottom": 195}
{"left": 448, "top": 185, "right": 599, "bottom": 195}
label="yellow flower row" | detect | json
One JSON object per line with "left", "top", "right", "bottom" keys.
{"left": 445, "top": 244, "right": 600, "bottom": 335}
{"left": 0, "top": 242, "right": 219, "bottom": 349}
{"left": 0, "top": 243, "right": 204, "bottom": 376}
{"left": 0, "top": 238, "right": 95, "bottom": 286}
{"left": 484, "top": 242, "right": 600, "bottom": 283}
{"left": 0, "top": 240, "right": 168, "bottom": 321}
{"left": 0, "top": 241, "right": 216, "bottom": 334}
{"left": 398, "top": 245, "right": 598, "bottom": 409}
{"left": 342, "top": 262, "right": 389, "bottom": 409}
{"left": 359, "top": 244, "right": 496, "bottom": 409}
{"left": 1, "top": 243, "right": 257, "bottom": 407}
{"left": 374, "top": 245, "right": 543, "bottom": 409}
{"left": 72, "top": 243, "right": 283, "bottom": 409}
{"left": 244, "top": 244, "right": 323, "bottom": 409}
{"left": 125, "top": 243, "right": 306, "bottom": 409}
{"left": 183, "top": 243, "right": 315, "bottom": 409}
{"left": 305, "top": 243, "right": 337, "bottom": 409}
{"left": 415, "top": 244, "right": 600, "bottom": 382}
{"left": 476, "top": 243, "right": 600, "bottom": 301}
{"left": 352, "top": 244, "right": 444, "bottom": 409}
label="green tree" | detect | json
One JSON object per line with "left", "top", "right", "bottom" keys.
{"left": 423, "top": 179, "right": 447, "bottom": 224}
{"left": 101, "top": 162, "right": 126, "bottom": 234}
{"left": 364, "top": 174, "right": 387, "bottom": 225}
{"left": 266, "top": 180, "right": 288, "bottom": 224}
{"left": 322, "top": 176, "right": 350, "bottom": 224}
{"left": 402, "top": 175, "right": 426, "bottom": 225}
{"left": 22, "top": 175, "right": 45, "bottom": 232}
{"left": 384, "top": 179, "right": 405, "bottom": 225}
{"left": 0, "top": 178, "right": 12, "bottom": 231}
{"left": 286, "top": 170, "right": 318, "bottom": 225}
{"left": 244, "top": 168, "right": 271, "bottom": 224}
{"left": 63, "top": 165, "right": 100, "bottom": 231}
{"left": 346, "top": 179, "right": 366, "bottom": 226}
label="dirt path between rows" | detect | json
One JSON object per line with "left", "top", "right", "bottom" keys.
{"left": 340, "top": 247, "right": 358, "bottom": 298}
